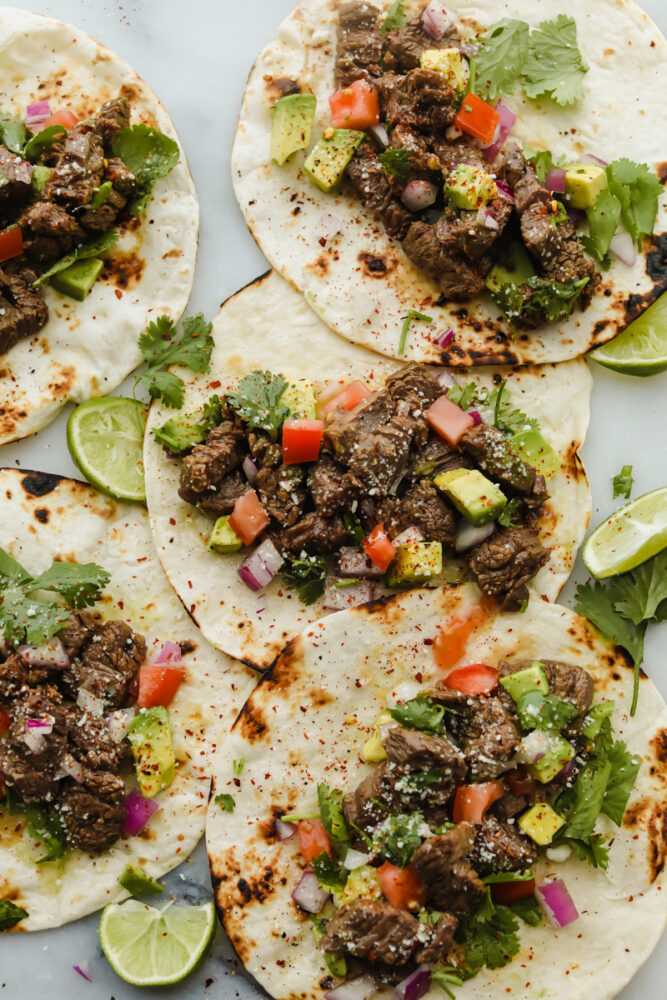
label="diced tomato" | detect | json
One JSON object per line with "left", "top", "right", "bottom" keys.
{"left": 432, "top": 604, "right": 488, "bottom": 672}
{"left": 323, "top": 380, "right": 372, "bottom": 414}
{"left": 282, "top": 419, "right": 324, "bottom": 465}
{"left": 425, "top": 394, "right": 475, "bottom": 446}
{"left": 329, "top": 79, "right": 380, "bottom": 130}
{"left": 363, "top": 523, "right": 397, "bottom": 573}
{"left": 42, "top": 109, "right": 78, "bottom": 130}
{"left": 0, "top": 708, "right": 10, "bottom": 733}
{"left": 297, "top": 818, "right": 332, "bottom": 861}
{"left": 0, "top": 227, "right": 23, "bottom": 265}
{"left": 491, "top": 879, "right": 536, "bottom": 905}
{"left": 506, "top": 767, "right": 538, "bottom": 798}
{"left": 453, "top": 781, "right": 505, "bottom": 824}
{"left": 229, "top": 490, "right": 270, "bottom": 546}
{"left": 377, "top": 861, "right": 425, "bottom": 910}
{"left": 137, "top": 663, "right": 184, "bottom": 708}
{"left": 454, "top": 93, "right": 500, "bottom": 146}
{"left": 443, "top": 663, "right": 498, "bottom": 695}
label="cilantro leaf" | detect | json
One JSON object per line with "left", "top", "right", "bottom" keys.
{"left": 388, "top": 695, "right": 447, "bottom": 735}
{"left": 0, "top": 111, "right": 28, "bottom": 154}
{"left": 431, "top": 968, "right": 463, "bottom": 998}
{"left": 226, "top": 370, "right": 289, "bottom": 437}
{"left": 24, "top": 806, "right": 66, "bottom": 863}
{"left": 342, "top": 511, "right": 365, "bottom": 546}
{"left": 0, "top": 899, "right": 28, "bottom": 931}
{"left": 606, "top": 158, "right": 662, "bottom": 248}
{"left": 135, "top": 313, "right": 214, "bottom": 409}
{"left": 509, "top": 896, "right": 542, "bottom": 926}
{"left": 498, "top": 497, "right": 523, "bottom": 527}
{"left": 32, "top": 229, "right": 119, "bottom": 288}
{"left": 0, "top": 587, "right": 70, "bottom": 648}
{"left": 611, "top": 551, "right": 667, "bottom": 625}
{"left": 515, "top": 690, "right": 579, "bottom": 732}
{"left": 30, "top": 561, "right": 110, "bottom": 609}
{"left": 565, "top": 833, "right": 609, "bottom": 871}
{"left": 559, "top": 758, "right": 611, "bottom": 842}
{"left": 447, "top": 381, "right": 539, "bottom": 437}
{"left": 455, "top": 892, "right": 520, "bottom": 975}
{"left": 381, "top": 0, "right": 406, "bottom": 34}
{"left": 0, "top": 548, "right": 31, "bottom": 588}
{"left": 233, "top": 758, "right": 246, "bottom": 776}
{"left": 112, "top": 124, "right": 180, "bottom": 215}
{"left": 312, "top": 851, "right": 348, "bottom": 892}
{"left": 584, "top": 188, "right": 622, "bottom": 263}
{"left": 574, "top": 581, "right": 646, "bottom": 667}
{"left": 475, "top": 19, "right": 529, "bottom": 101}
{"left": 317, "top": 784, "right": 350, "bottom": 857}
{"left": 215, "top": 793, "right": 235, "bottom": 812}
{"left": 522, "top": 15, "right": 588, "bottom": 106}
{"left": 398, "top": 310, "right": 432, "bottom": 357}
{"left": 493, "top": 276, "right": 589, "bottom": 325}
{"left": 523, "top": 147, "right": 566, "bottom": 184}
{"left": 22, "top": 124, "right": 67, "bottom": 162}
{"left": 378, "top": 148, "right": 412, "bottom": 179}
{"left": 612, "top": 465, "right": 633, "bottom": 501}
{"left": 601, "top": 741, "right": 641, "bottom": 826}
{"left": 372, "top": 811, "right": 427, "bottom": 867}
{"left": 282, "top": 555, "right": 327, "bottom": 605}
{"left": 482, "top": 870, "right": 534, "bottom": 884}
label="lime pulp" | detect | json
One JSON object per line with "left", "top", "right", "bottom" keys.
{"left": 66, "top": 396, "right": 148, "bottom": 503}
{"left": 589, "top": 291, "right": 667, "bottom": 376}
{"left": 582, "top": 487, "right": 667, "bottom": 578}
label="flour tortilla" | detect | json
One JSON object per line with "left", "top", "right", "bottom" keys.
{"left": 0, "top": 7, "right": 198, "bottom": 445}
{"left": 232, "top": 0, "right": 667, "bottom": 365}
{"left": 208, "top": 584, "right": 667, "bottom": 1000}
{"left": 0, "top": 468, "right": 255, "bottom": 931}
{"left": 144, "top": 269, "right": 591, "bottom": 670}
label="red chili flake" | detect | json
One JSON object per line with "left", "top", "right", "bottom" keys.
{"left": 423, "top": 637, "right": 433, "bottom": 645}
{"left": 169, "top": 517, "right": 176, "bottom": 526}
{"left": 319, "top": 237, "right": 326, "bottom": 247}
{"left": 137, "top": 556, "right": 147, "bottom": 563}
{"left": 114, "top": 289, "right": 122, "bottom": 299}
{"left": 209, "top": 380, "right": 222, "bottom": 389}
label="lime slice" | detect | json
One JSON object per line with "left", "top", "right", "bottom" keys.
{"left": 67, "top": 397, "right": 147, "bottom": 503}
{"left": 99, "top": 898, "right": 216, "bottom": 987}
{"left": 589, "top": 291, "right": 667, "bottom": 376}
{"left": 582, "top": 487, "right": 667, "bottom": 578}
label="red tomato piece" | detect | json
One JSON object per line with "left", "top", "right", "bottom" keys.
{"left": 453, "top": 781, "right": 505, "bottom": 824}
{"left": 323, "top": 380, "right": 372, "bottom": 414}
{"left": 506, "top": 767, "right": 538, "bottom": 797}
{"left": 0, "top": 227, "right": 23, "bottom": 264}
{"left": 297, "top": 818, "right": 332, "bottom": 861}
{"left": 42, "top": 109, "right": 78, "bottom": 130}
{"left": 229, "top": 490, "right": 270, "bottom": 546}
{"left": 425, "top": 394, "right": 475, "bottom": 446}
{"left": 0, "top": 708, "right": 10, "bottom": 733}
{"left": 329, "top": 79, "right": 380, "bottom": 129}
{"left": 377, "top": 861, "right": 425, "bottom": 910}
{"left": 363, "top": 523, "right": 397, "bottom": 573}
{"left": 454, "top": 93, "right": 500, "bottom": 145}
{"left": 432, "top": 604, "right": 488, "bottom": 672}
{"left": 137, "top": 664, "right": 184, "bottom": 708}
{"left": 443, "top": 663, "right": 498, "bottom": 695}
{"left": 282, "top": 419, "right": 324, "bottom": 465}
{"left": 491, "top": 878, "right": 536, "bottom": 905}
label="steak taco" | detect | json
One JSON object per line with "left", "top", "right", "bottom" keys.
{"left": 144, "top": 270, "right": 590, "bottom": 670}
{"left": 233, "top": 0, "right": 667, "bottom": 365}
{"left": 0, "top": 469, "right": 255, "bottom": 932}
{"left": 208, "top": 585, "right": 667, "bottom": 1000}
{"left": 0, "top": 7, "right": 198, "bottom": 445}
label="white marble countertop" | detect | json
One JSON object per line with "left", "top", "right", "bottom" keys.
{"left": 1, "top": 1, "right": 666, "bottom": 997}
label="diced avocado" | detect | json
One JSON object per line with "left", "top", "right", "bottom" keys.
{"left": 51, "top": 257, "right": 104, "bottom": 301}
{"left": 340, "top": 865, "right": 383, "bottom": 906}
{"left": 564, "top": 163, "right": 607, "bottom": 209}
{"left": 271, "top": 93, "right": 317, "bottom": 167}
{"left": 208, "top": 515, "right": 243, "bottom": 554}
{"left": 434, "top": 468, "right": 507, "bottom": 526}
{"left": 31, "top": 164, "right": 52, "bottom": 193}
{"left": 304, "top": 129, "right": 365, "bottom": 193}
{"left": 362, "top": 711, "right": 392, "bottom": 762}
{"left": 385, "top": 541, "right": 443, "bottom": 587}
{"left": 311, "top": 918, "right": 347, "bottom": 977}
{"left": 582, "top": 701, "right": 615, "bottom": 740}
{"left": 500, "top": 662, "right": 549, "bottom": 702}
{"left": 527, "top": 733, "right": 575, "bottom": 783}
{"left": 281, "top": 379, "right": 317, "bottom": 419}
{"left": 518, "top": 802, "right": 565, "bottom": 846}
{"left": 516, "top": 690, "right": 579, "bottom": 733}
{"left": 485, "top": 243, "right": 535, "bottom": 295}
{"left": 127, "top": 706, "right": 176, "bottom": 799}
{"left": 509, "top": 429, "right": 561, "bottom": 478}
{"left": 119, "top": 864, "right": 164, "bottom": 896}
{"left": 445, "top": 163, "right": 498, "bottom": 211}
{"left": 420, "top": 48, "right": 467, "bottom": 90}
{"left": 152, "top": 412, "right": 207, "bottom": 455}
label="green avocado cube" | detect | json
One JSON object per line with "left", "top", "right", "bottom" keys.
{"left": 518, "top": 802, "right": 565, "bottom": 846}
{"left": 304, "top": 129, "right": 365, "bottom": 192}
{"left": 509, "top": 429, "right": 561, "bottom": 478}
{"left": 485, "top": 243, "right": 535, "bottom": 294}
{"left": 500, "top": 661, "right": 549, "bottom": 702}
{"left": 127, "top": 706, "right": 176, "bottom": 799}
{"left": 581, "top": 701, "right": 615, "bottom": 740}
{"left": 119, "top": 864, "right": 164, "bottom": 896}
{"left": 565, "top": 163, "right": 607, "bottom": 209}
{"left": 386, "top": 541, "right": 443, "bottom": 587}
{"left": 516, "top": 690, "right": 579, "bottom": 733}
{"left": 51, "top": 257, "right": 104, "bottom": 301}
{"left": 208, "top": 515, "right": 243, "bottom": 554}
{"left": 434, "top": 468, "right": 507, "bottom": 526}
{"left": 420, "top": 48, "right": 467, "bottom": 90}
{"left": 445, "top": 163, "right": 498, "bottom": 211}
{"left": 152, "top": 412, "right": 207, "bottom": 455}
{"left": 271, "top": 93, "right": 317, "bottom": 167}
{"left": 281, "top": 379, "right": 317, "bottom": 419}
{"left": 527, "top": 733, "right": 575, "bottom": 783}
{"left": 31, "top": 164, "right": 52, "bottom": 193}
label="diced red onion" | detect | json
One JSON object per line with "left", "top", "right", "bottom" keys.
{"left": 243, "top": 454, "right": 258, "bottom": 484}
{"left": 77, "top": 688, "right": 105, "bottom": 717}
{"left": 434, "top": 329, "right": 455, "bottom": 351}
{"left": 317, "top": 380, "right": 344, "bottom": 411}
{"left": 152, "top": 640, "right": 182, "bottom": 665}
{"left": 495, "top": 181, "right": 515, "bottom": 203}
{"left": 123, "top": 787, "right": 160, "bottom": 837}
{"left": 609, "top": 231, "right": 636, "bottom": 267}
{"left": 336, "top": 547, "right": 384, "bottom": 579}
{"left": 24, "top": 731, "right": 46, "bottom": 754}
{"left": 435, "top": 369, "right": 456, "bottom": 390}
{"left": 368, "top": 123, "right": 389, "bottom": 148}
{"left": 395, "top": 966, "right": 432, "bottom": 1000}
{"left": 73, "top": 965, "right": 92, "bottom": 983}
{"left": 421, "top": 1, "right": 453, "bottom": 39}
{"left": 446, "top": 124, "right": 462, "bottom": 141}
{"left": 325, "top": 977, "right": 378, "bottom": 1000}
{"left": 552, "top": 757, "right": 578, "bottom": 784}
{"left": 581, "top": 152, "right": 608, "bottom": 167}
{"left": 545, "top": 168, "right": 566, "bottom": 194}
{"left": 460, "top": 41, "right": 479, "bottom": 58}
{"left": 61, "top": 753, "right": 88, "bottom": 783}
{"left": 468, "top": 410, "right": 482, "bottom": 426}
{"left": 343, "top": 847, "right": 372, "bottom": 869}
{"left": 536, "top": 877, "right": 579, "bottom": 928}
{"left": 515, "top": 729, "right": 548, "bottom": 764}
{"left": 323, "top": 577, "right": 375, "bottom": 611}
{"left": 291, "top": 870, "right": 330, "bottom": 913}
{"left": 483, "top": 102, "right": 518, "bottom": 160}
{"left": 238, "top": 539, "right": 283, "bottom": 592}
{"left": 25, "top": 100, "right": 51, "bottom": 126}
{"left": 107, "top": 707, "right": 136, "bottom": 743}
{"left": 401, "top": 180, "right": 438, "bottom": 212}
{"left": 391, "top": 526, "right": 424, "bottom": 547}
{"left": 25, "top": 716, "right": 54, "bottom": 734}
{"left": 476, "top": 207, "right": 499, "bottom": 230}
{"left": 18, "top": 639, "right": 69, "bottom": 669}
{"left": 276, "top": 818, "right": 297, "bottom": 841}
{"left": 454, "top": 520, "right": 494, "bottom": 553}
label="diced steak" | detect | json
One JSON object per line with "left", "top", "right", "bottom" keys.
{"left": 410, "top": 827, "right": 485, "bottom": 915}
{"left": 382, "top": 69, "right": 455, "bottom": 132}
{"left": 385, "top": 363, "right": 444, "bottom": 411}
{"left": 308, "top": 454, "right": 359, "bottom": 517}
{"left": 320, "top": 899, "right": 421, "bottom": 965}
{"left": 0, "top": 145, "right": 33, "bottom": 207}
{"left": 58, "top": 781, "right": 126, "bottom": 853}
{"left": 402, "top": 221, "right": 488, "bottom": 299}
{"left": 278, "top": 512, "right": 347, "bottom": 555}
{"left": 460, "top": 695, "right": 521, "bottom": 780}
{"left": 335, "top": 1, "right": 383, "bottom": 87}
{"left": 408, "top": 433, "right": 471, "bottom": 479}
{"left": 79, "top": 157, "right": 136, "bottom": 233}
{"left": 498, "top": 659, "right": 594, "bottom": 716}
{"left": 0, "top": 265, "right": 49, "bottom": 353}
{"left": 415, "top": 913, "right": 458, "bottom": 964}
{"left": 345, "top": 140, "right": 413, "bottom": 239}
{"left": 178, "top": 421, "right": 246, "bottom": 498}
{"left": 376, "top": 479, "right": 455, "bottom": 545}
{"left": 255, "top": 466, "right": 307, "bottom": 527}
{"left": 59, "top": 610, "right": 99, "bottom": 659}
{"left": 382, "top": 725, "right": 466, "bottom": 779}
{"left": 469, "top": 815, "right": 537, "bottom": 875}
{"left": 44, "top": 124, "right": 105, "bottom": 208}
{"left": 0, "top": 651, "right": 48, "bottom": 699}
{"left": 19, "top": 200, "right": 85, "bottom": 264}
{"left": 460, "top": 424, "right": 538, "bottom": 496}
{"left": 95, "top": 97, "right": 131, "bottom": 145}
{"left": 383, "top": 15, "right": 460, "bottom": 73}
{"left": 467, "top": 525, "right": 549, "bottom": 609}
{"left": 248, "top": 429, "right": 282, "bottom": 469}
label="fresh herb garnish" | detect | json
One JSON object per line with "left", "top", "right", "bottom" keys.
{"left": 515, "top": 690, "right": 579, "bottom": 732}
{"left": 215, "top": 793, "right": 236, "bottom": 812}
{"left": 510, "top": 895, "right": 542, "bottom": 926}
{"left": 89, "top": 180, "right": 113, "bottom": 209}
{"left": 24, "top": 806, "right": 66, "bottom": 863}
{"left": 403, "top": 768, "right": 447, "bottom": 791}
{"left": 566, "top": 832, "right": 609, "bottom": 870}
{"left": 601, "top": 738, "right": 641, "bottom": 825}
{"left": 32, "top": 229, "right": 119, "bottom": 288}
{"left": 134, "top": 313, "right": 214, "bottom": 409}
{"left": 455, "top": 891, "right": 520, "bottom": 975}
{"left": 23, "top": 124, "right": 67, "bottom": 162}
{"left": 381, "top": 0, "right": 406, "bottom": 34}
{"left": 498, "top": 497, "right": 523, "bottom": 527}
{"left": 112, "top": 124, "right": 180, "bottom": 215}
{"left": 378, "top": 148, "right": 412, "bottom": 179}
{"left": 388, "top": 695, "right": 447, "bottom": 735}
{"left": 431, "top": 967, "right": 464, "bottom": 998}
{"left": 312, "top": 851, "right": 348, "bottom": 892}
{"left": 233, "top": 758, "right": 246, "bottom": 776}
{"left": 474, "top": 19, "right": 529, "bottom": 101}
{"left": 398, "top": 310, "right": 432, "bottom": 357}
{"left": 482, "top": 870, "right": 534, "bottom": 884}
{"left": 606, "top": 158, "right": 663, "bottom": 249}
{"left": 612, "top": 465, "right": 634, "bottom": 500}
{"left": 342, "top": 511, "right": 366, "bottom": 546}
{"left": 0, "top": 111, "right": 28, "bottom": 154}
{"left": 447, "top": 382, "right": 538, "bottom": 437}
{"left": 225, "top": 370, "right": 289, "bottom": 438}
{"left": 559, "top": 758, "right": 611, "bottom": 843}
{"left": 282, "top": 554, "right": 327, "bottom": 605}
{"left": 523, "top": 147, "right": 565, "bottom": 184}
{"left": 521, "top": 15, "right": 588, "bottom": 106}
{"left": 583, "top": 188, "right": 622, "bottom": 263}
{"left": 371, "top": 811, "right": 427, "bottom": 867}
{"left": 317, "top": 783, "right": 350, "bottom": 857}
{"left": 493, "top": 275, "right": 589, "bottom": 325}
{"left": 0, "top": 899, "right": 28, "bottom": 932}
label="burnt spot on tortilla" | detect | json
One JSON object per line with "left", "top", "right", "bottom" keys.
{"left": 34, "top": 508, "right": 49, "bottom": 524}
{"left": 266, "top": 635, "right": 305, "bottom": 689}
{"left": 102, "top": 252, "right": 145, "bottom": 290}
{"left": 264, "top": 75, "right": 301, "bottom": 102}
{"left": 237, "top": 878, "right": 253, "bottom": 904}
{"left": 441, "top": 342, "right": 519, "bottom": 366}
{"left": 320, "top": 978, "right": 336, "bottom": 992}
{"left": 236, "top": 867, "right": 277, "bottom": 906}
{"left": 622, "top": 232, "right": 667, "bottom": 325}
{"left": 237, "top": 699, "right": 268, "bottom": 743}
{"left": 178, "top": 640, "right": 196, "bottom": 656}
{"left": 309, "top": 687, "right": 334, "bottom": 708}
{"left": 358, "top": 251, "right": 396, "bottom": 278}
{"left": 308, "top": 254, "right": 330, "bottom": 277}
{"left": 21, "top": 472, "right": 63, "bottom": 497}
{"left": 592, "top": 318, "right": 610, "bottom": 341}
{"left": 651, "top": 728, "right": 667, "bottom": 770}
{"left": 648, "top": 805, "right": 667, "bottom": 882}
{"left": 48, "top": 365, "right": 76, "bottom": 399}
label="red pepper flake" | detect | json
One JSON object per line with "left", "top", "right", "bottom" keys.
{"left": 137, "top": 557, "right": 147, "bottom": 563}
{"left": 169, "top": 517, "right": 176, "bottom": 526}
{"left": 209, "top": 380, "right": 221, "bottom": 389}
{"left": 114, "top": 289, "right": 122, "bottom": 299}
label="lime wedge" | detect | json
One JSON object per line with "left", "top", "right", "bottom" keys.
{"left": 67, "top": 397, "right": 147, "bottom": 503}
{"left": 582, "top": 487, "right": 667, "bottom": 578}
{"left": 589, "top": 292, "right": 667, "bottom": 376}
{"left": 99, "top": 898, "right": 216, "bottom": 987}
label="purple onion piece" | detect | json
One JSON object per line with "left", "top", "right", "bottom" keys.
{"left": 545, "top": 167, "right": 566, "bottom": 194}
{"left": 275, "top": 818, "right": 297, "bottom": 841}
{"left": 325, "top": 976, "right": 378, "bottom": 1000}
{"left": 323, "top": 577, "right": 375, "bottom": 611}
{"left": 454, "top": 519, "right": 494, "bottom": 553}
{"left": 468, "top": 409, "right": 483, "bottom": 426}
{"left": 536, "top": 877, "right": 579, "bottom": 928}
{"left": 394, "top": 966, "right": 432, "bottom": 1000}
{"left": 580, "top": 152, "right": 609, "bottom": 167}
{"left": 238, "top": 539, "right": 283, "bottom": 592}
{"left": 482, "top": 102, "right": 518, "bottom": 160}
{"left": 123, "top": 788, "right": 159, "bottom": 837}
{"left": 401, "top": 179, "right": 438, "bottom": 212}
{"left": 434, "top": 329, "right": 455, "bottom": 350}
{"left": 460, "top": 41, "right": 479, "bottom": 58}
{"left": 291, "top": 870, "right": 330, "bottom": 913}
{"left": 567, "top": 208, "right": 586, "bottom": 226}
{"left": 421, "top": 1, "right": 453, "bottom": 39}
{"left": 73, "top": 966, "right": 92, "bottom": 983}
{"left": 495, "top": 181, "right": 515, "bottom": 203}
{"left": 18, "top": 638, "right": 69, "bottom": 669}
{"left": 336, "top": 547, "right": 384, "bottom": 579}
{"left": 242, "top": 454, "right": 258, "bottom": 484}
{"left": 391, "top": 526, "right": 424, "bottom": 547}
{"left": 435, "top": 368, "right": 456, "bottom": 389}
{"left": 151, "top": 640, "right": 182, "bottom": 665}
{"left": 368, "top": 123, "right": 389, "bottom": 148}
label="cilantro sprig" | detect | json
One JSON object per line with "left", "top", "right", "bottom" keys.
{"left": 378, "top": 148, "right": 412, "bottom": 179}
{"left": 398, "top": 310, "right": 432, "bottom": 358}
{"left": 585, "top": 159, "right": 661, "bottom": 261}
{"left": 388, "top": 695, "right": 448, "bottom": 735}
{"left": 612, "top": 465, "right": 633, "bottom": 500}
{"left": 112, "top": 124, "right": 180, "bottom": 215}
{"left": 455, "top": 890, "right": 520, "bottom": 976}
{"left": 447, "top": 381, "right": 538, "bottom": 437}
{"left": 225, "top": 371, "right": 289, "bottom": 438}
{"left": 474, "top": 19, "right": 529, "bottom": 101}
{"left": 493, "top": 276, "right": 589, "bottom": 325}
{"left": 371, "top": 811, "right": 427, "bottom": 867}
{"left": 215, "top": 793, "right": 236, "bottom": 813}
{"left": 134, "top": 313, "right": 214, "bottom": 409}
{"left": 282, "top": 555, "right": 327, "bottom": 605}
{"left": 381, "top": 0, "right": 405, "bottom": 34}
{"left": 317, "top": 783, "right": 350, "bottom": 858}
{"left": 521, "top": 15, "right": 588, "bottom": 106}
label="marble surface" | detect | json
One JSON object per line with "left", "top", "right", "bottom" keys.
{"left": 1, "top": 1, "right": 667, "bottom": 997}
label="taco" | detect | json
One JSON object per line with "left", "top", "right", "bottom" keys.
{"left": 0, "top": 468, "right": 255, "bottom": 932}
{"left": 207, "top": 584, "right": 667, "bottom": 1000}
{"left": 232, "top": 0, "right": 667, "bottom": 365}
{"left": 0, "top": 7, "right": 198, "bottom": 445}
{"left": 143, "top": 270, "right": 590, "bottom": 670}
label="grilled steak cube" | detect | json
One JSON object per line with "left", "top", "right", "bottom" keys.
{"left": 179, "top": 421, "right": 246, "bottom": 498}
{"left": 95, "top": 97, "right": 131, "bottom": 145}
{"left": 415, "top": 913, "right": 458, "bottom": 964}
{"left": 382, "top": 725, "right": 466, "bottom": 778}
{"left": 0, "top": 266, "right": 49, "bottom": 353}
{"left": 498, "top": 658, "right": 594, "bottom": 717}
{"left": 469, "top": 815, "right": 538, "bottom": 875}
{"left": 410, "top": 826, "right": 485, "bottom": 916}
{"left": 58, "top": 781, "right": 126, "bottom": 853}
{"left": 278, "top": 512, "right": 347, "bottom": 555}
{"left": 19, "top": 200, "right": 85, "bottom": 264}
{"left": 308, "top": 454, "right": 359, "bottom": 517}
{"left": 460, "top": 424, "right": 537, "bottom": 496}
{"left": 0, "top": 145, "right": 33, "bottom": 207}
{"left": 335, "top": 1, "right": 383, "bottom": 87}
{"left": 467, "top": 525, "right": 549, "bottom": 609}
{"left": 256, "top": 465, "right": 307, "bottom": 527}
{"left": 44, "top": 124, "right": 105, "bottom": 208}
{"left": 320, "top": 899, "right": 422, "bottom": 965}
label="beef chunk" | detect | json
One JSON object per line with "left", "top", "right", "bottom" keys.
{"left": 0, "top": 266, "right": 49, "bottom": 353}
{"left": 376, "top": 479, "right": 455, "bottom": 546}
{"left": 383, "top": 725, "right": 466, "bottom": 779}
{"left": 0, "top": 688, "right": 68, "bottom": 801}
{"left": 343, "top": 764, "right": 388, "bottom": 836}
{"left": 79, "top": 157, "right": 136, "bottom": 233}
{"left": 499, "top": 659, "right": 594, "bottom": 716}
{"left": 408, "top": 433, "right": 470, "bottom": 479}
{"left": 248, "top": 429, "right": 282, "bottom": 469}
{"left": 383, "top": 15, "right": 460, "bottom": 72}
{"left": 461, "top": 695, "right": 521, "bottom": 780}
{"left": 513, "top": 163, "right": 548, "bottom": 215}
{"left": 460, "top": 424, "right": 539, "bottom": 497}
{"left": 43, "top": 124, "right": 104, "bottom": 209}
{"left": 415, "top": 913, "right": 458, "bottom": 964}
{"left": 382, "top": 69, "right": 455, "bottom": 131}
{"left": 255, "top": 465, "right": 307, "bottom": 527}
{"left": 497, "top": 141, "right": 526, "bottom": 189}
{"left": 0, "top": 145, "right": 33, "bottom": 207}
{"left": 279, "top": 512, "right": 347, "bottom": 555}
{"left": 63, "top": 620, "right": 145, "bottom": 708}
{"left": 520, "top": 199, "right": 596, "bottom": 291}
{"left": 19, "top": 200, "right": 85, "bottom": 264}
{"left": 431, "top": 135, "right": 486, "bottom": 174}
{"left": 335, "top": 1, "right": 383, "bottom": 87}
{"left": 455, "top": 199, "right": 514, "bottom": 260}
{"left": 410, "top": 827, "right": 485, "bottom": 916}
{"left": 385, "top": 363, "right": 444, "bottom": 411}
{"left": 467, "top": 525, "right": 549, "bottom": 608}
{"left": 0, "top": 651, "right": 48, "bottom": 699}
{"left": 179, "top": 421, "right": 246, "bottom": 499}
{"left": 308, "top": 454, "right": 359, "bottom": 517}
{"left": 469, "top": 815, "right": 537, "bottom": 875}
{"left": 345, "top": 140, "right": 413, "bottom": 239}
{"left": 320, "top": 899, "right": 422, "bottom": 965}
{"left": 402, "top": 221, "right": 488, "bottom": 299}
{"left": 325, "top": 391, "right": 393, "bottom": 458}
{"left": 194, "top": 470, "right": 251, "bottom": 518}
{"left": 491, "top": 790, "right": 528, "bottom": 821}
{"left": 59, "top": 610, "right": 99, "bottom": 659}
{"left": 95, "top": 97, "right": 131, "bottom": 145}
{"left": 0, "top": 748, "right": 61, "bottom": 802}
{"left": 58, "top": 782, "right": 126, "bottom": 853}
{"left": 67, "top": 708, "right": 129, "bottom": 771}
